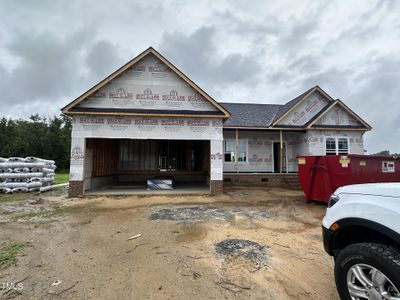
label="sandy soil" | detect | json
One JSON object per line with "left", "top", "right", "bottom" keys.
{"left": 0, "top": 187, "right": 338, "bottom": 299}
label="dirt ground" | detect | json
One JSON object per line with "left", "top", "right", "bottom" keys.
{"left": 0, "top": 187, "right": 338, "bottom": 299}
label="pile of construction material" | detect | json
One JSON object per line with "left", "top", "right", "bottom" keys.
{"left": 0, "top": 157, "right": 56, "bottom": 193}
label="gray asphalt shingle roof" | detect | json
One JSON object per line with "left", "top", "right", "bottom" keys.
{"left": 221, "top": 103, "right": 282, "bottom": 127}
{"left": 220, "top": 86, "right": 316, "bottom": 128}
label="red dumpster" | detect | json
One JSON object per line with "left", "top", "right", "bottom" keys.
{"left": 297, "top": 155, "right": 400, "bottom": 203}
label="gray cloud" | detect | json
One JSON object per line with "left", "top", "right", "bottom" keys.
{"left": 159, "top": 26, "right": 262, "bottom": 90}
{"left": 346, "top": 54, "right": 400, "bottom": 153}
{"left": 209, "top": 10, "right": 284, "bottom": 43}
{"left": 85, "top": 40, "right": 123, "bottom": 82}
{"left": 0, "top": 28, "right": 98, "bottom": 116}
{"left": 0, "top": 0, "right": 399, "bottom": 153}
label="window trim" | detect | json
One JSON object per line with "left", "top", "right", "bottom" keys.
{"left": 324, "top": 136, "right": 349, "bottom": 155}
{"left": 337, "top": 137, "right": 349, "bottom": 154}
{"left": 325, "top": 137, "right": 337, "bottom": 155}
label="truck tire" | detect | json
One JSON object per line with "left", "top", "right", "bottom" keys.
{"left": 335, "top": 243, "right": 400, "bottom": 300}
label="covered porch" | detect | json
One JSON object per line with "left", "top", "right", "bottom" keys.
{"left": 223, "top": 129, "right": 306, "bottom": 174}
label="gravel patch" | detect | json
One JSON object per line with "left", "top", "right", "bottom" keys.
{"left": 215, "top": 239, "right": 268, "bottom": 268}
{"left": 149, "top": 205, "right": 269, "bottom": 225}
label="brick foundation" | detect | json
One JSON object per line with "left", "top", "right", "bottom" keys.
{"left": 68, "top": 181, "right": 84, "bottom": 197}
{"left": 223, "top": 173, "right": 301, "bottom": 190}
{"left": 210, "top": 180, "right": 223, "bottom": 194}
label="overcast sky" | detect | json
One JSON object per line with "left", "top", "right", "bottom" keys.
{"left": 0, "top": 0, "right": 399, "bottom": 153}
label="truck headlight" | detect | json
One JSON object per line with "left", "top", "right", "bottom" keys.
{"left": 328, "top": 194, "right": 340, "bottom": 207}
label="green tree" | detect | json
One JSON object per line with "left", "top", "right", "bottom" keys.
{"left": 0, "top": 114, "right": 72, "bottom": 170}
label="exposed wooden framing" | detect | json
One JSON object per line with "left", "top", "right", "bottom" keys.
{"left": 235, "top": 129, "right": 239, "bottom": 174}
{"left": 186, "top": 142, "right": 191, "bottom": 171}
{"left": 271, "top": 86, "right": 334, "bottom": 127}
{"left": 116, "top": 170, "right": 207, "bottom": 175}
{"left": 115, "top": 139, "right": 210, "bottom": 174}
{"left": 306, "top": 99, "right": 372, "bottom": 130}
{"left": 62, "top": 47, "right": 230, "bottom": 119}
{"left": 279, "top": 130, "right": 283, "bottom": 173}
{"left": 91, "top": 139, "right": 119, "bottom": 177}
{"left": 87, "top": 139, "right": 213, "bottom": 178}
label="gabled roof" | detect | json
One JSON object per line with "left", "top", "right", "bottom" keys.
{"left": 61, "top": 47, "right": 230, "bottom": 119}
{"left": 306, "top": 99, "right": 372, "bottom": 130}
{"left": 60, "top": 48, "right": 370, "bottom": 131}
{"left": 220, "top": 86, "right": 332, "bottom": 129}
{"left": 220, "top": 87, "right": 370, "bottom": 131}
{"left": 271, "top": 85, "right": 334, "bottom": 126}
{"left": 221, "top": 103, "right": 282, "bottom": 127}
{"left": 271, "top": 86, "right": 315, "bottom": 124}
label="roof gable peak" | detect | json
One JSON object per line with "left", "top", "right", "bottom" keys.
{"left": 306, "top": 98, "right": 371, "bottom": 130}
{"left": 61, "top": 47, "right": 230, "bottom": 118}
{"left": 272, "top": 85, "right": 334, "bottom": 126}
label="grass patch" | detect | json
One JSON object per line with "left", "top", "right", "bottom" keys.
{"left": 54, "top": 172, "right": 69, "bottom": 184}
{"left": 11, "top": 210, "right": 55, "bottom": 220}
{"left": 11, "top": 202, "right": 96, "bottom": 221}
{"left": 45, "top": 186, "right": 68, "bottom": 196}
{"left": 0, "top": 243, "right": 28, "bottom": 270}
{"left": 0, "top": 193, "right": 30, "bottom": 203}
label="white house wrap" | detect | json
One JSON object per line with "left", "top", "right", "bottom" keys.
{"left": 61, "top": 47, "right": 371, "bottom": 196}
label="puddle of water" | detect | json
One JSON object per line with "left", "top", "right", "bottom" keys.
{"left": 175, "top": 224, "right": 207, "bottom": 243}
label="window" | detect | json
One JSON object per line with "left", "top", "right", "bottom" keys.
{"left": 224, "top": 140, "right": 235, "bottom": 162}
{"left": 325, "top": 137, "right": 349, "bottom": 155}
{"left": 325, "top": 138, "right": 336, "bottom": 155}
{"left": 224, "top": 139, "right": 247, "bottom": 162}
{"left": 238, "top": 139, "right": 247, "bottom": 162}
{"left": 338, "top": 138, "right": 349, "bottom": 154}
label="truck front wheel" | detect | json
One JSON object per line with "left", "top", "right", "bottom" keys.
{"left": 334, "top": 243, "right": 400, "bottom": 300}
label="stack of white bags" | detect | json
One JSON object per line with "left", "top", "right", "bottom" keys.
{"left": 0, "top": 157, "right": 56, "bottom": 193}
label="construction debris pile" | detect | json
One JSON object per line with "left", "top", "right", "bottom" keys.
{"left": 0, "top": 157, "right": 56, "bottom": 193}
{"left": 215, "top": 239, "right": 268, "bottom": 269}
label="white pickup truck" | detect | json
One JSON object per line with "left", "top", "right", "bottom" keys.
{"left": 322, "top": 183, "right": 400, "bottom": 300}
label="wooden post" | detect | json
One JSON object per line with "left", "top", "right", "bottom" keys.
{"left": 186, "top": 141, "right": 191, "bottom": 171}
{"left": 280, "top": 130, "right": 283, "bottom": 173}
{"left": 235, "top": 129, "right": 239, "bottom": 174}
